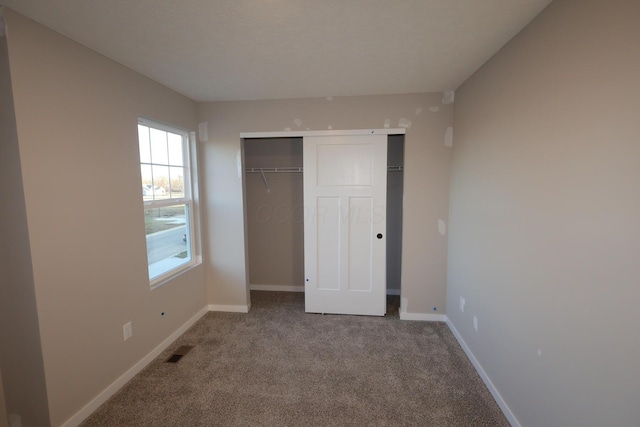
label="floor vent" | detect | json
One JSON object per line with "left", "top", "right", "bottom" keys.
{"left": 165, "top": 345, "right": 194, "bottom": 363}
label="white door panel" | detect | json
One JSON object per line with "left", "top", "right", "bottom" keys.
{"left": 316, "top": 197, "right": 340, "bottom": 291}
{"left": 316, "top": 144, "right": 374, "bottom": 186}
{"left": 304, "top": 134, "right": 387, "bottom": 316}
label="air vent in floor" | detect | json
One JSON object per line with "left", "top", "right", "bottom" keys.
{"left": 165, "top": 345, "right": 194, "bottom": 363}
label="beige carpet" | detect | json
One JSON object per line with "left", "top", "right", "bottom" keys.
{"left": 81, "top": 291, "right": 509, "bottom": 426}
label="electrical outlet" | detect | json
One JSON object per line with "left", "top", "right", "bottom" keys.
{"left": 123, "top": 322, "right": 133, "bottom": 341}
{"left": 459, "top": 297, "right": 465, "bottom": 312}
{"left": 473, "top": 316, "right": 478, "bottom": 332}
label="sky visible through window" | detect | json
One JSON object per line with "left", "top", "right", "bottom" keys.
{"left": 139, "top": 125, "right": 185, "bottom": 201}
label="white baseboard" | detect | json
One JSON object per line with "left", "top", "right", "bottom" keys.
{"left": 249, "top": 284, "right": 401, "bottom": 296}
{"left": 61, "top": 306, "right": 209, "bottom": 427}
{"left": 250, "top": 284, "right": 304, "bottom": 292}
{"left": 60, "top": 301, "right": 514, "bottom": 427}
{"left": 446, "top": 318, "right": 520, "bottom": 427}
{"left": 399, "top": 311, "right": 447, "bottom": 322}
{"left": 208, "top": 304, "right": 250, "bottom": 313}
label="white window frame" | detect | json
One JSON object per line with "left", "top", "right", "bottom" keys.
{"left": 138, "top": 117, "right": 200, "bottom": 289}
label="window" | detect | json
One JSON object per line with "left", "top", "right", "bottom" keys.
{"left": 138, "top": 118, "right": 197, "bottom": 286}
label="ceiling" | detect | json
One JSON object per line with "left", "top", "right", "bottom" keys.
{"left": 0, "top": 0, "right": 552, "bottom": 102}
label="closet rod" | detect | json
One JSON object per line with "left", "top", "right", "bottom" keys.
{"left": 245, "top": 167, "right": 302, "bottom": 173}
{"left": 245, "top": 166, "right": 403, "bottom": 173}
{"left": 247, "top": 166, "right": 403, "bottom": 192}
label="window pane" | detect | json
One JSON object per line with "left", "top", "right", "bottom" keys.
{"left": 151, "top": 165, "right": 169, "bottom": 200}
{"left": 167, "top": 133, "right": 184, "bottom": 166}
{"left": 169, "top": 166, "right": 185, "bottom": 198}
{"left": 150, "top": 128, "right": 168, "bottom": 164}
{"left": 145, "top": 204, "right": 191, "bottom": 280}
{"left": 137, "top": 118, "right": 196, "bottom": 285}
{"left": 141, "top": 165, "right": 153, "bottom": 200}
{"left": 138, "top": 125, "right": 151, "bottom": 163}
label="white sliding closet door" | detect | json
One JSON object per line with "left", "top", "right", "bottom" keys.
{"left": 303, "top": 133, "right": 387, "bottom": 316}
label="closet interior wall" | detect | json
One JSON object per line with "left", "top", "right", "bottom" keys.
{"left": 387, "top": 135, "right": 404, "bottom": 295}
{"left": 244, "top": 135, "right": 404, "bottom": 296}
{"left": 244, "top": 138, "right": 304, "bottom": 289}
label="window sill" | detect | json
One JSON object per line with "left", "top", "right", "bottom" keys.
{"left": 149, "top": 256, "right": 202, "bottom": 290}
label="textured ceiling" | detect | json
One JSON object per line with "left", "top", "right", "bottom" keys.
{"left": 0, "top": 0, "right": 552, "bottom": 102}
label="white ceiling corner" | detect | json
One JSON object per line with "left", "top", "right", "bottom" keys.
{"left": 1, "top": 0, "right": 552, "bottom": 102}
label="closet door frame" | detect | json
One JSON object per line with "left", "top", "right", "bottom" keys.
{"left": 240, "top": 129, "right": 405, "bottom": 311}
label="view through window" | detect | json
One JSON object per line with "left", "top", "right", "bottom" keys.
{"left": 138, "top": 118, "right": 195, "bottom": 284}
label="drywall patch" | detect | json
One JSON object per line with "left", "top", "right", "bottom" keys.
{"left": 383, "top": 119, "right": 391, "bottom": 129}
{"left": 328, "top": 124, "right": 333, "bottom": 130}
{"left": 438, "top": 219, "right": 447, "bottom": 236}
{"left": 398, "top": 118, "right": 412, "bottom": 129}
{"left": 429, "top": 106, "right": 440, "bottom": 113}
{"left": 326, "top": 96, "right": 334, "bottom": 101}
{"left": 415, "top": 107, "right": 423, "bottom": 116}
{"left": 442, "top": 91, "right": 455, "bottom": 104}
{"left": 444, "top": 126, "right": 453, "bottom": 147}
{"left": 293, "top": 118, "right": 303, "bottom": 127}
{"left": 198, "top": 122, "right": 208, "bottom": 142}
{"left": 283, "top": 127, "right": 292, "bottom": 132}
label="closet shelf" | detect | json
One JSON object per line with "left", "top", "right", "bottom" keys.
{"left": 245, "top": 166, "right": 403, "bottom": 173}
{"left": 245, "top": 167, "right": 303, "bottom": 173}
{"left": 247, "top": 166, "right": 403, "bottom": 192}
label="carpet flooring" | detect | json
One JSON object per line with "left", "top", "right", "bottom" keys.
{"left": 81, "top": 291, "right": 509, "bottom": 426}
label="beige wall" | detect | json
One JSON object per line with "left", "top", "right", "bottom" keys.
{"left": 447, "top": 0, "right": 640, "bottom": 425}
{"left": 0, "top": 17, "right": 51, "bottom": 426}
{"left": 4, "top": 10, "right": 206, "bottom": 426}
{"left": 198, "top": 94, "right": 453, "bottom": 314}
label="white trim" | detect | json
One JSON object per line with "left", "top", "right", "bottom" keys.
{"left": 149, "top": 258, "right": 200, "bottom": 290}
{"left": 137, "top": 116, "right": 190, "bottom": 134}
{"left": 399, "top": 312, "right": 447, "bottom": 322}
{"left": 249, "top": 285, "right": 401, "bottom": 295}
{"left": 61, "top": 306, "right": 209, "bottom": 427}
{"left": 241, "top": 128, "right": 406, "bottom": 139}
{"left": 208, "top": 304, "right": 250, "bottom": 313}
{"left": 446, "top": 318, "right": 521, "bottom": 427}
{"left": 250, "top": 284, "right": 304, "bottom": 292}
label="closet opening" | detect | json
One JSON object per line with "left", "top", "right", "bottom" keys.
{"left": 244, "top": 138, "right": 305, "bottom": 293}
{"left": 242, "top": 133, "right": 405, "bottom": 314}
{"left": 386, "top": 135, "right": 405, "bottom": 313}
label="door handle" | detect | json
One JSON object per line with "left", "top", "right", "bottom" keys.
{"left": 377, "top": 233, "right": 383, "bottom": 239}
